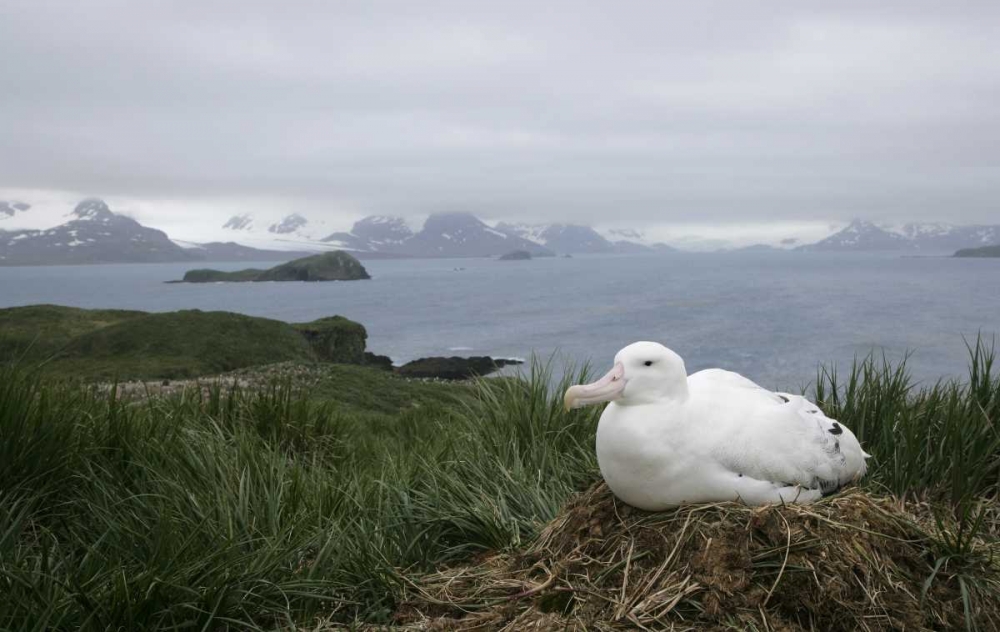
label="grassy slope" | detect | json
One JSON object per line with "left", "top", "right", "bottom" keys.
{"left": 54, "top": 310, "right": 318, "bottom": 380}
{"left": 1, "top": 347, "right": 998, "bottom": 629}
{"left": 0, "top": 305, "right": 346, "bottom": 380}
{"left": 180, "top": 268, "right": 264, "bottom": 282}
{"left": 204, "top": 361, "right": 471, "bottom": 417}
{"left": 0, "top": 303, "right": 146, "bottom": 361}
{"left": 256, "top": 251, "right": 370, "bottom": 281}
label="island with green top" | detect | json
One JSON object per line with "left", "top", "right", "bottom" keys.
{"left": 173, "top": 250, "right": 371, "bottom": 283}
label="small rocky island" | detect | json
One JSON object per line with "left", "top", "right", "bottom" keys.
{"left": 174, "top": 251, "right": 370, "bottom": 283}
{"left": 954, "top": 244, "right": 1000, "bottom": 258}
{"left": 498, "top": 249, "right": 532, "bottom": 261}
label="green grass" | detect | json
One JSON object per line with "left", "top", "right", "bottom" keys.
{"left": 180, "top": 267, "right": 265, "bottom": 282}
{"left": 0, "top": 304, "right": 145, "bottom": 362}
{"left": 0, "top": 345, "right": 998, "bottom": 630}
{"left": 813, "top": 338, "right": 1000, "bottom": 505}
{"left": 0, "top": 305, "right": 371, "bottom": 381}
{"left": 52, "top": 310, "right": 318, "bottom": 380}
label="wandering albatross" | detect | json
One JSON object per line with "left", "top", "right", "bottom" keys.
{"left": 564, "top": 341, "right": 869, "bottom": 510}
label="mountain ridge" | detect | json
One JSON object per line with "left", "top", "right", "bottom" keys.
{"left": 798, "top": 219, "right": 1000, "bottom": 252}
{"left": 5, "top": 198, "right": 1000, "bottom": 264}
{"left": 322, "top": 212, "right": 555, "bottom": 258}
{"left": 0, "top": 199, "right": 197, "bottom": 265}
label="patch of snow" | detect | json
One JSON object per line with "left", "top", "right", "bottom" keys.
{"left": 598, "top": 227, "right": 650, "bottom": 244}
{"left": 493, "top": 222, "right": 550, "bottom": 244}
{"left": 172, "top": 239, "right": 205, "bottom": 250}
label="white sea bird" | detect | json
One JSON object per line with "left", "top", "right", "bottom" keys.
{"left": 564, "top": 341, "right": 869, "bottom": 510}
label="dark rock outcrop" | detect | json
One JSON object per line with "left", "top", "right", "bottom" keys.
{"left": 268, "top": 214, "right": 309, "bottom": 234}
{"left": 293, "top": 316, "right": 368, "bottom": 364}
{"left": 363, "top": 351, "right": 394, "bottom": 371}
{"left": 395, "top": 356, "right": 523, "bottom": 380}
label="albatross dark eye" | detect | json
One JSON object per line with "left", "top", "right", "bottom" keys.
{"left": 644, "top": 361, "right": 653, "bottom": 367}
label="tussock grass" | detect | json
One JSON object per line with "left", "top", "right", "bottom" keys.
{"left": 813, "top": 337, "right": 1000, "bottom": 506}
{"left": 1, "top": 344, "right": 999, "bottom": 630}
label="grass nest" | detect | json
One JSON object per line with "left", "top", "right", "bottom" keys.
{"left": 394, "top": 483, "right": 1000, "bottom": 631}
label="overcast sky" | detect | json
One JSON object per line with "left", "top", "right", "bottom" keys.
{"left": 1, "top": 1, "right": 998, "bottom": 240}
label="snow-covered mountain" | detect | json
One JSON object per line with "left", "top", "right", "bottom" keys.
{"left": 0, "top": 199, "right": 330, "bottom": 265}
{"left": 494, "top": 222, "right": 674, "bottom": 254}
{"left": 537, "top": 224, "right": 616, "bottom": 253}
{"left": 889, "top": 222, "right": 1000, "bottom": 250}
{"left": 324, "top": 213, "right": 554, "bottom": 257}
{"left": 0, "top": 198, "right": 197, "bottom": 265}
{"left": 799, "top": 219, "right": 1000, "bottom": 252}
{"left": 214, "top": 212, "right": 335, "bottom": 251}
{"left": 322, "top": 216, "right": 415, "bottom": 252}
{"left": 14, "top": 196, "right": 998, "bottom": 265}
{"left": 405, "top": 212, "right": 554, "bottom": 257}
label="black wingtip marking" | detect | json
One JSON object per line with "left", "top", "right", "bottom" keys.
{"left": 815, "top": 476, "right": 842, "bottom": 497}
{"left": 778, "top": 394, "right": 790, "bottom": 403}
{"left": 829, "top": 422, "right": 843, "bottom": 435}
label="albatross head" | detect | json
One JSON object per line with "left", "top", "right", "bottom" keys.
{"left": 564, "top": 341, "right": 688, "bottom": 410}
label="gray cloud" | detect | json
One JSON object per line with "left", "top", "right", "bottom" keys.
{"left": 2, "top": 1, "right": 998, "bottom": 227}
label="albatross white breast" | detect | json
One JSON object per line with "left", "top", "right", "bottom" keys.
{"left": 564, "top": 341, "right": 869, "bottom": 510}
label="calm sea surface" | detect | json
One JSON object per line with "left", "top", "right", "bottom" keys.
{"left": 1, "top": 253, "right": 997, "bottom": 389}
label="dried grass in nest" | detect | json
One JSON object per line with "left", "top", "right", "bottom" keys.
{"left": 394, "top": 483, "right": 1000, "bottom": 631}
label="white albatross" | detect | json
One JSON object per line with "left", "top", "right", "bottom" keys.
{"left": 564, "top": 341, "right": 869, "bottom": 510}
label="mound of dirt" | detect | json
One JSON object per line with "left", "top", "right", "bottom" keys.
{"left": 396, "top": 483, "right": 999, "bottom": 631}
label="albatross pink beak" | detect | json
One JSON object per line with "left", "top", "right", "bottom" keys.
{"left": 564, "top": 362, "right": 626, "bottom": 410}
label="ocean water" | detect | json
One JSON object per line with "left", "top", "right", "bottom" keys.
{"left": 1, "top": 253, "right": 998, "bottom": 390}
